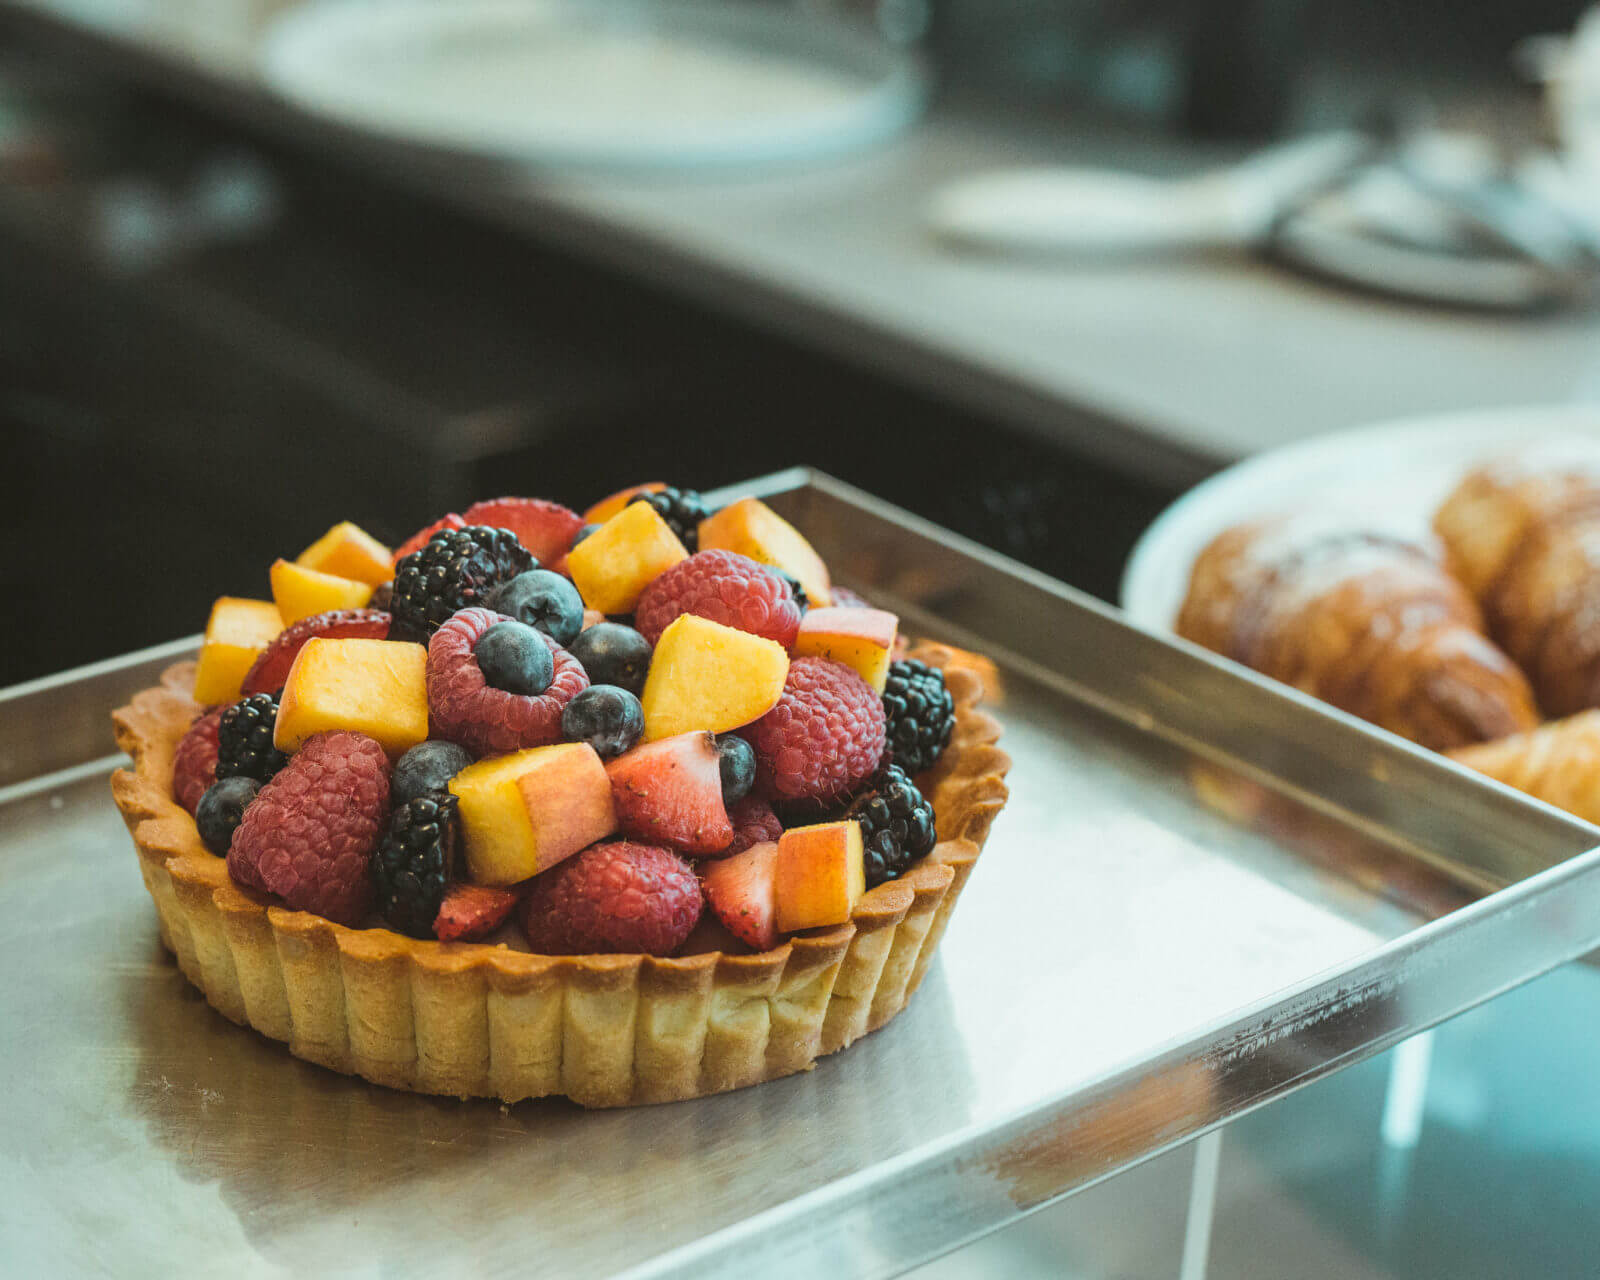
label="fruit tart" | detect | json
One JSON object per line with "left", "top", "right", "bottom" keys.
{"left": 112, "top": 486, "right": 1010, "bottom": 1107}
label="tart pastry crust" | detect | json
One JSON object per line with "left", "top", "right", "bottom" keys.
{"left": 112, "top": 642, "right": 1009, "bottom": 1107}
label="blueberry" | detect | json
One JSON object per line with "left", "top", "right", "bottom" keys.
{"left": 571, "top": 523, "right": 600, "bottom": 547}
{"left": 717, "top": 735, "right": 755, "bottom": 805}
{"left": 196, "top": 776, "right": 261, "bottom": 855}
{"left": 475, "top": 620, "right": 555, "bottom": 696}
{"left": 392, "top": 740, "right": 475, "bottom": 807}
{"left": 567, "top": 623, "right": 652, "bottom": 696}
{"left": 487, "top": 570, "right": 585, "bottom": 646}
{"left": 561, "top": 685, "right": 643, "bottom": 758}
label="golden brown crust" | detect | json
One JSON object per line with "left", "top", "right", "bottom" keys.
{"left": 1434, "top": 443, "right": 1600, "bottom": 716}
{"left": 111, "top": 643, "right": 1009, "bottom": 1107}
{"left": 1176, "top": 517, "right": 1539, "bottom": 752}
{"left": 1448, "top": 709, "right": 1600, "bottom": 827}
{"left": 1432, "top": 440, "right": 1600, "bottom": 601}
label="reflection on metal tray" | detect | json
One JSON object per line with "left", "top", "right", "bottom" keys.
{"left": 4, "top": 470, "right": 1600, "bottom": 1280}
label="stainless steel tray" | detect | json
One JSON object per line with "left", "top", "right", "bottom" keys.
{"left": 6, "top": 470, "right": 1600, "bottom": 1280}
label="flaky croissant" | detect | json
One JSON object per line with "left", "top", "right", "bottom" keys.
{"left": 1449, "top": 711, "right": 1600, "bottom": 826}
{"left": 1176, "top": 516, "right": 1539, "bottom": 752}
{"left": 1434, "top": 440, "right": 1600, "bottom": 716}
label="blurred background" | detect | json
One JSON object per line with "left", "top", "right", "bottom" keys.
{"left": 6, "top": 0, "right": 1600, "bottom": 1275}
{"left": 12, "top": 0, "right": 1600, "bottom": 687}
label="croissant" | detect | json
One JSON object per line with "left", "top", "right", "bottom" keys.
{"left": 1434, "top": 440, "right": 1600, "bottom": 716}
{"left": 1449, "top": 711, "right": 1600, "bottom": 827}
{"left": 1176, "top": 515, "right": 1539, "bottom": 752}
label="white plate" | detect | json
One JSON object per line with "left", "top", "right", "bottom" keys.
{"left": 260, "top": 0, "right": 927, "bottom": 170}
{"left": 1119, "top": 404, "right": 1600, "bottom": 629}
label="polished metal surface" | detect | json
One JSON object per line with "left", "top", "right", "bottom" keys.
{"left": 5, "top": 473, "right": 1600, "bottom": 1279}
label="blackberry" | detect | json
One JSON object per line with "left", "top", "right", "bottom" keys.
{"left": 390, "top": 525, "right": 534, "bottom": 641}
{"left": 368, "top": 581, "right": 394, "bottom": 612}
{"left": 372, "top": 794, "right": 459, "bottom": 938}
{"left": 882, "top": 660, "right": 955, "bottom": 775}
{"left": 627, "top": 486, "right": 715, "bottom": 551}
{"left": 215, "top": 693, "right": 290, "bottom": 783}
{"left": 847, "top": 766, "right": 936, "bottom": 889}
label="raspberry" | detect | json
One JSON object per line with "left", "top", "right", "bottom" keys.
{"left": 427, "top": 607, "right": 589, "bottom": 756}
{"left": 226, "top": 731, "right": 391, "bottom": 926}
{"left": 720, "top": 795, "right": 783, "bottom": 858}
{"left": 521, "top": 841, "right": 701, "bottom": 956}
{"left": 635, "top": 550, "right": 803, "bottom": 648}
{"left": 172, "top": 707, "right": 224, "bottom": 816}
{"left": 242, "top": 608, "right": 392, "bottom": 695}
{"left": 742, "top": 657, "right": 886, "bottom": 806}
{"left": 391, "top": 513, "right": 465, "bottom": 565}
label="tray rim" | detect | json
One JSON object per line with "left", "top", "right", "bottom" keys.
{"left": 9, "top": 466, "right": 1600, "bottom": 1280}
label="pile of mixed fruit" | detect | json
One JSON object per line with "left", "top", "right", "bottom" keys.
{"left": 172, "top": 484, "right": 957, "bottom": 956}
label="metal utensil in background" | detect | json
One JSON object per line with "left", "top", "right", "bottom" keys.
{"left": 926, "top": 128, "right": 1376, "bottom": 256}
{"left": 1267, "top": 130, "right": 1600, "bottom": 310}
{"left": 929, "top": 121, "right": 1600, "bottom": 309}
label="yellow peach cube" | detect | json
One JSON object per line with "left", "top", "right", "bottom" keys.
{"left": 270, "top": 558, "right": 374, "bottom": 625}
{"left": 295, "top": 521, "right": 394, "bottom": 587}
{"left": 192, "top": 597, "right": 283, "bottom": 705}
{"left": 697, "top": 498, "right": 832, "bottom": 607}
{"left": 775, "top": 820, "right": 864, "bottom": 932}
{"left": 581, "top": 482, "right": 666, "bottom": 525}
{"left": 640, "top": 614, "right": 788, "bottom": 741}
{"left": 791, "top": 606, "right": 898, "bottom": 693}
{"left": 449, "top": 743, "right": 616, "bottom": 885}
{"left": 274, "top": 637, "right": 428, "bottom": 756}
{"left": 566, "top": 500, "right": 687, "bottom": 615}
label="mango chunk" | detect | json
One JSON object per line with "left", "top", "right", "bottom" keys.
{"left": 582, "top": 483, "right": 666, "bottom": 526}
{"left": 270, "top": 558, "right": 374, "bottom": 625}
{"left": 274, "top": 637, "right": 429, "bottom": 756}
{"left": 566, "top": 500, "right": 687, "bottom": 615}
{"left": 640, "top": 614, "right": 788, "bottom": 741}
{"left": 295, "top": 521, "right": 394, "bottom": 587}
{"left": 792, "top": 606, "right": 898, "bottom": 693}
{"left": 775, "top": 820, "right": 864, "bottom": 932}
{"left": 449, "top": 743, "right": 616, "bottom": 886}
{"left": 697, "top": 498, "right": 832, "bottom": 607}
{"left": 193, "top": 597, "right": 283, "bottom": 705}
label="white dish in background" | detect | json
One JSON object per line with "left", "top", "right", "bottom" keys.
{"left": 1119, "top": 405, "right": 1600, "bottom": 630}
{"left": 259, "top": 0, "right": 927, "bottom": 170}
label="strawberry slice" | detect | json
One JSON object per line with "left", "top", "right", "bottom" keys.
{"left": 462, "top": 497, "right": 584, "bottom": 566}
{"left": 434, "top": 883, "right": 520, "bottom": 942}
{"left": 604, "top": 731, "right": 733, "bottom": 856}
{"left": 392, "top": 513, "right": 466, "bottom": 565}
{"left": 241, "top": 608, "right": 392, "bottom": 695}
{"left": 701, "top": 840, "right": 780, "bottom": 950}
